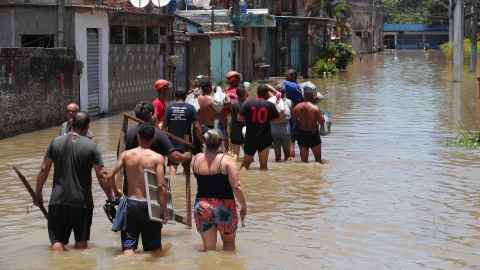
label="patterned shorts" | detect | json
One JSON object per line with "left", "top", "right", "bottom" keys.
{"left": 194, "top": 198, "right": 238, "bottom": 234}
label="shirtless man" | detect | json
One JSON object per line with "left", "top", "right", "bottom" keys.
{"left": 292, "top": 87, "right": 325, "bottom": 164}
{"left": 107, "top": 122, "right": 168, "bottom": 255}
{"left": 193, "top": 78, "right": 230, "bottom": 155}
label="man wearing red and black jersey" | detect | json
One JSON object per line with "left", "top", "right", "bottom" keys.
{"left": 237, "top": 84, "right": 280, "bottom": 170}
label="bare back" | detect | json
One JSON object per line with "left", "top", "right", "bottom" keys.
{"left": 121, "top": 147, "right": 165, "bottom": 200}
{"left": 197, "top": 95, "right": 216, "bottom": 127}
{"left": 294, "top": 101, "right": 324, "bottom": 131}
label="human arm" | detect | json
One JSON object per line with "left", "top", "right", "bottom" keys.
{"left": 106, "top": 154, "right": 126, "bottom": 199}
{"left": 220, "top": 111, "right": 229, "bottom": 138}
{"left": 161, "top": 107, "right": 171, "bottom": 131}
{"left": 316, "top": 108, "right": 325, "bottom": 126}
{"left": 292, "top": 105, "right": 299, "bottom": 124}
{"left": 155, "top": 155, "right": 169, "bottom": 224}
{"left": 193, "top": 120, "right": 205, "bottom": 146}
{"left": 155, "top": 130, "right": 192, "bottom": 163}
{"left": 225, "top": 156, "right": 247, "bottom": 218}
{"left": 95, "top": 164, "right": 116, "bottom": 200}
{"left": 237, "top": 101, "right": 247, "bottom": 122}
{"left": 236, "top": 113, "right": 246, "bottom": 122}
{"left": 167, "top": 150, "right": 192, "bottom": 164}
{"left": 266, "top": 84, "right": 279, "bottom": 99}
{"left": 86, "top": 129, "right": 96, "bottom": 142}
{"left": 223, "top": 90, "right": 232, "bottom": 108}
{"left": 161, "top": 125, "right": 168, "bottom": 132}
{"left": 188, "top": 88, "right": 200, "bottom": 96}
{"left": 34, "top": 157, "right": 53, "bottom": 206}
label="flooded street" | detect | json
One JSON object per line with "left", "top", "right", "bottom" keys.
{"left": 1, "top": 50, "right": 480, "bottom": 269}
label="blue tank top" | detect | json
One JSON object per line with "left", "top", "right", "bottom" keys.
{"left": 193, "top": 154, "right": 234, "bottom": 199}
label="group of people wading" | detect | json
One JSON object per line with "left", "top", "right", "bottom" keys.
{"left": 32, "top": 68, "right": 325, "bottom": 255}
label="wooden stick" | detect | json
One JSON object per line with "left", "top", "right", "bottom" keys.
{"left": 184, "top": 134, "right": 192, "bottom": 229}
{"left": 123, "top": 113, "right": 193, "bottom": 148}
{"left": 115, "top": 116, "right": 129, "bottom": 189}
{"left": 174, "top": 214, "right": 188, "bottom": 225}
{"left": 13, "top": 167, "right": 48, "bottom": 219}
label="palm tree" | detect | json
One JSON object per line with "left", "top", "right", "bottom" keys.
{"left": 304, "top": 0, "right": 354, "bottom": 44}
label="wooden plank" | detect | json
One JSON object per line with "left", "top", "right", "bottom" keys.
{"left": 184, "top": 134, "right": 192, "bottom": 229}
{"left": 123, "top": 113, "right": 193, "bottom": 148}
{"left": 12, "top": 167, "right": 48, "bottom": 219}
{"left": 115, "top": 116, "right": 129, "bottom": 189}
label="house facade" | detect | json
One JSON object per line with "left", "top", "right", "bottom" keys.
{"left": 0, "top": 1, "right": 174, "bottom": 117}
{"left": 383, "top": 24, "right": 449, "bottom": 50}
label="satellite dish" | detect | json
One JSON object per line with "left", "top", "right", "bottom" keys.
{"left": 130, "top": 0, "right": 149, "bottom": 8}
{"left": 151, "top": 0, "right": 171, "bottom": 7}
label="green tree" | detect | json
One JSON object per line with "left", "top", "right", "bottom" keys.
{"left": 382, "top": 0, "right": 449, "bottom": 25}
{"left": 304, "top": 0, "right": 354, "bottom": 43}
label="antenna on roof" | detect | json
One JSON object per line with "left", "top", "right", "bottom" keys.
{"left": 151, "top": 0, "right": 171, "bottom": 7}
{"left": 129, "top": 0, "right": 149, "bottom": 8}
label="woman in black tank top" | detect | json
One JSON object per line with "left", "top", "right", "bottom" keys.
{"left": 192, "top": 129, "right": 248, "bottom": 251}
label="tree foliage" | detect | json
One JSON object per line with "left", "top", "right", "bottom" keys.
{"left": 305, "top": 0, "right": 354, "bottom": 42}
{"left": 381, "top": 0, "right": 449, "bottom": 25}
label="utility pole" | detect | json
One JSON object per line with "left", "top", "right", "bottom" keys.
{"left": 453, "top": 0, "right": 463, "bottom": 82}
{"left": 372, "top": 0, "right": 376, "bottom": 53}
{"left": 57, "top": 0, "right": 65, "bottom": 47}
{"left": 449, "top": 0, "right": 454, "bottom": 42}
{"left": 233, "top": 0, "right": 239, "bottom": 14}
{"left": 470, "top": 0, "right": 478, "bottom": 72}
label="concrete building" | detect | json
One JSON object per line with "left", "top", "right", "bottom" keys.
{"left": 383, "top": 24, "right": 449, "bottom": 50}
{"left": 0, "top": 0, "right": 174, "bottom": 118}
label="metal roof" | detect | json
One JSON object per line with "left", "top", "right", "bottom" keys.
{"left": 275, "top": 16, "right": 333, "bottom": 23}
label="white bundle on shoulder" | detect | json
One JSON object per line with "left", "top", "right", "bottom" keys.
{"left": 268, "top": 94, "right": 290, "bottom": 120}
{"left": 185, "top": 92, "right": 200, "bottom": 112}
{"left": 299, "top": 81, "right": 325, "bottom": 104}
{"left": 212, "top": 86, "right": 225, "bottom": 111}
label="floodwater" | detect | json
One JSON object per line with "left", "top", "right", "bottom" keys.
{"left": 1, "top": 50, "right": 480, "bottom": 269}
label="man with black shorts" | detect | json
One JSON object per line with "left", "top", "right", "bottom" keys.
{"left": 34, "top": 111, "right": 113, "bottom": 251}
{"left": 107, "top": 122, "right": 168, "bottom": 255}
{"left": 283, "top": 69, "right": 303, "bottom": 158}
{"left": 230, "top": 86, "right": 248, "bottom": 161}
{"left": 193, "top": 78, "right": 221, "bottom": 155}
{"left": 162, "top": 87, "right": 203, "bottom": 175}
{"left": 237, "top": 84, "right": 280, "bottom": 170}
{"left": 292, "top": 87, "right": 325, "bottom": 163}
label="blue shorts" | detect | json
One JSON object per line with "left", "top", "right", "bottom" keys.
{"left": 217, "top": 121, "right": 229, "bottom": 140}
{"left": 48, "top": 205, "right": 93, "bottom": 245}
{"left": 121, "top": 199, "right": 163, "bottom": 252}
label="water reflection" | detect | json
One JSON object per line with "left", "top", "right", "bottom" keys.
{"left": 1, "top": 50, "right": 480, "bottom": 269}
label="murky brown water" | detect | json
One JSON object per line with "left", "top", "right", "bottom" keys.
{"left": 1, "top": 50, "right": 480, "bottom": 269}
